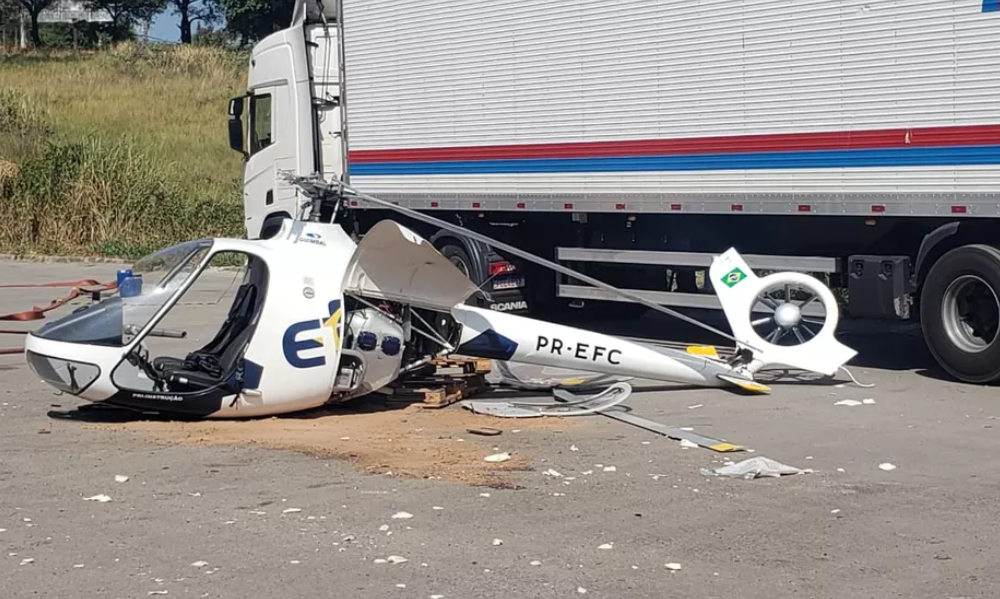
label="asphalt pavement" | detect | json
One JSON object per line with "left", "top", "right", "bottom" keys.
{"left": 1, "top": 259, "right": 998, "bottom": 599}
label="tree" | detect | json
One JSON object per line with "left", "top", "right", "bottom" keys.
{"left": 165, "top": 0, "right": 218, "bottom": 44}
{"left": 217, "top": 0, "right": 293, "bottom": 47}
{"left": 85, "top": 0, "right": 166, "bottom": 33}
{"left": 17, "top": 0, "right": 58, "bottom": 47}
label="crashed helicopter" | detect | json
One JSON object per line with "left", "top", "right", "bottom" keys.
{"left": 23, "top": 182, "right": 857, "bottom": 418}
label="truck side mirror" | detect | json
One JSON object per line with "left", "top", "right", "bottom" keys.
{"left": 228, "top": 96, "right": 247, "bottom": 159}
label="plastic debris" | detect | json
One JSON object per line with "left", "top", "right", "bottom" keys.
{"left": 289, "top": 560, "right": 300, "bottom": 565}
{"left": 391, "top": 511, "right": 414, "bottom": 519}
{"left": 433, "top": 506, "right": 444, "bottom": 510}
{"left": 73, "top": 564, "right": 84, "bottom": 568}
{"left": 834, "top": 399, "right": 862, "bottom": 406}
{"left": 484, "top": 452, "right": 511, "bottom": 463}
{"left": 468, "top": 427, "right": 502, "bottom": 436}
{"left": 396, "top": 584, "right": 406, "bottom": 589}
{"left": 114, "top": 475, "right": 129, "bottom": 483}
{"left": 379, "top": 524, "right": 390, "bottom": 532}
{"left": 190, "top": 561, "right": 209, "bottom": 568}
{"left": 479, "top": 493, "right": 490, "bottom": 498}
{"left": 700, "top": 457, "right": 803, "bottom": 479}
{"left": 831, "top": 509, "right": 841, "bottom": 514}
{"left": 878, "top": 462, "right": 897, "bottom": 471}
{"left": 679, "top": 439, "right": 698, "bottom": 449}
{"left": 602, "top": 466, "right": 617, "bottom": 472}
{"left": 597, "top": 543, "right": 613, "bottom": 550}
{"left": 570, "top": 445, "right": 579, "bottom": 452}
{"left": 282, "top": 508, "right": 302, "bottom": 514}
{"left": 492, "top": 538, "right": 504, "bottom": 546}
{"left": 577, "top": 587, "right": 588, "bottom": 594}
{"left": 530, "top": 560, "right": 542, "bottom": 566}
{"left": 862, "top": 398, "right": 876, "bottom": 405}
{"left": 147, "top": 592, "right": 168, "bottom": 596}
{"left": 83, "top": 494, "right": 112, "bottom": 503}
{"left": 688, "top": 404, "right": 703, "bottom": 409}
{"left": 387, "top": 555, "right": 408, "bottom": 564}
{"left": 665, "top": 563, "right": 682, "bottom": 571}
{"left": 543, "top": 468, "right": 563, "bottom": 477}
{"left": 20, "top": 558, "right": 34, "bottom": 565}
{"left": 373, "top": 559, "right": 388, "bottom": 564}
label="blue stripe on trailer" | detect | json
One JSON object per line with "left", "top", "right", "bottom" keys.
{"left": 350, "top": 145, "right": 1000, "bottom": 176}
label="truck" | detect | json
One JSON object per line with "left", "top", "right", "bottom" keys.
{"left": 225, "top": 0, "right": 1000, "bottom": 384}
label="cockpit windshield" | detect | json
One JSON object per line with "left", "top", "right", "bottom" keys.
{"left": 33, "top": 239, "right": 214, "bottom": 347}
{"left": 122, "top": 239, "right": 213, "bottom": 342}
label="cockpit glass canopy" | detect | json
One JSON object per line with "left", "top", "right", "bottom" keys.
{"left": 32, "top": 239, "right": 214, "bottom": 347}
{"left": 122, "top": 239, "right": 213, "bottom": 342}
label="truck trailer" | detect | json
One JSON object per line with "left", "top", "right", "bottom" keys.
{"left": 226, "top": 0, "right": 1000, "bottom": 384}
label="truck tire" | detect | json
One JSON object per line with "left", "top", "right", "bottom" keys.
{"left": 920, "top": 244, "right": 1000, "bottom": 383}
{"left": 439, "top": 243, "right": 475, "bottom": 281}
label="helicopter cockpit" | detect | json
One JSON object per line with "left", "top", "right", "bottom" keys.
{"left": 26, "top": 238, "right": 269, "bottom": 412}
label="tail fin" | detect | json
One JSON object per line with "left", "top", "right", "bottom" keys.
{"left": 709, "top": 248, "right": 857, "bottom": 377}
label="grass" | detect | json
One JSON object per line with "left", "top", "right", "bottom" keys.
{"left": 0, "top": 43, "right": 249, "bottom": 258}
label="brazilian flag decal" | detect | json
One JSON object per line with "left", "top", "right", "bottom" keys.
{"left": 721, "top": 267, "right": 747, "bottom": 288}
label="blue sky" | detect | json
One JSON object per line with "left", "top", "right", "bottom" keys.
{"left": 147, "top": 11, "right": 227, "bottom": 44}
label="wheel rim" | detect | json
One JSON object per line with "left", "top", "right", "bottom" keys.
{"left": 749, "top": 280, "right": 829, "bottom": 347}
{"left": 449, "top": 255, "right": 470, "bottom": 277}
{"left": 941, "top": 275, "right": 1000, "bottom": 353}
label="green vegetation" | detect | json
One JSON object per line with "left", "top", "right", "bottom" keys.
{"left": 0, "top": 43, "right": 248, "bottom": 257}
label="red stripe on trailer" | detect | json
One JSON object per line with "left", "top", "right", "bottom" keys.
{"left": 349, "top": 124, "right": 1000, "bottom": 163}
{"left": 564, "top": 203, "right": 574, "bottom": 210}
{"left": 731, "top": 204, "right": 743, "bottom": 212}
{"left": 798, "top": 205, "right": 811, "bottom": 212}
{"left": 871, "top": 205, "right": 886, "bottom": 213}
{"left": 670, "top": 204, "right": 682, "bottom": 211}
{"left": 951, "top": 205, "right": 968, "bottom": 214}
{"left": 615, "top": 203, "right": 626, "bottom": 210}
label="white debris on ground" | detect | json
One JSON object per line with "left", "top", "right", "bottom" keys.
{"left": 492, "top": 538, "right": 504, "bottom": 546}
{"left": 679, "top": 439, "right": 698, "bottom": 449}
{"left": 878, "top": 463, "right": 898, "bottom": 471}
{"left": 379, "top": 524, "right": 390, "bottom": 532}
{"left": 597, "top": 543, "right": 613, "bottom": 550}
{"left": 701, "top": 457, "right": 803, "bottom": 479}
{"left": 602, "top": 466, "right": 617, "bottom": 472}
{"left": 20, "top": 558, "right": 34, "bottom": 565}
{"left": 834, "top": 399, "right": 862, "bottom": 406}
{"left": 114, "top": 475, "right": 129, "bottom": 483}
{"left": 484, "top": 452, "right": 511, "bottom": 463}
{"left": 530, "top": 560, "right": 542, "bottom": 566}
{"left": 863, "top": 398, "right": 877, "bottom": 405}
{"left": 570, "top": 445, "right": 579, "bottom": 451}
{"left": 190, "top": 561, "right": 209, "bottom": 568}
{"left": 665, "top": 563, "right": 682, "bottom": 571}
{"left": 391, "top": 511, "right": 414, "bottom": 519}
{"left": 542, "top": 468, "right": 563, "bottom": 477}
{"left": 386, "top": 556, "right": 408, "bottom": 564}
{"left": 577, "top": 587, "right": 588, "bottom": 594}
{"left": 83, "top": 494, "right": 112, "bottom": 503}
{"left": 282, "top": 508, "right": 302, "bottom": 514}
{"left": 688, "top": 404, "right": 703, "bottom": 409}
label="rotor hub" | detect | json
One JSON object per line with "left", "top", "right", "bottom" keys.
{"left": 773, "top": 302, "right": 802, "bottom": 329}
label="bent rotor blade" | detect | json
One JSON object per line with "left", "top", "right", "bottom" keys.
{"left": 337, "top": 182, "right": 752, "bottom": 349}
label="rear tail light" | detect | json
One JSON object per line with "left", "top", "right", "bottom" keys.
{"left": 488, "top": 261, "right": 516, "bottom": 276}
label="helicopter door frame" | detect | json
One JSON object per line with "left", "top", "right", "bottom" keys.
{"left": 110, "top": 247, "right": 265, "bottom": 397}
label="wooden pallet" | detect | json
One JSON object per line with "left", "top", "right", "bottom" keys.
{"left": 385, "top": 357, "right": 491, "bottom": 408}
{"left": 430, "top": 356, "right": 493, "bottom": 375}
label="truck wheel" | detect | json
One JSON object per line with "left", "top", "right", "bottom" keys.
{"left": 439, "top": 243, "right": 474, "bottom": 280}
{"left": 920, "top": 244, "right": 1000, "bottom": 383}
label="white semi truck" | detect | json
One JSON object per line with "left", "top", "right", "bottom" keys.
{"left": 226, "top": 0, "right": 1000, "bottom": 384}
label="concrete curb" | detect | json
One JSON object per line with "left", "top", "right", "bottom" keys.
{"left": 0, "top": 254, "right": 130, "bottom": 265}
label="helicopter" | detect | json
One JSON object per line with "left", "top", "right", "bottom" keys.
{"left": 22, "top": 180, "right": 856, "bottom": 418}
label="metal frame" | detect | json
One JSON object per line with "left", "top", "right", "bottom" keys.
{"left": 554, "top": 248, "right": 835, "bottom": 315}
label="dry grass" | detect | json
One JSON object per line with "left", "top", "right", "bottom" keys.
{"left": 0, "top": 44, "right": 248, "bottom": 256}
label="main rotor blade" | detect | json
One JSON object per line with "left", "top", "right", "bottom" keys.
{"left": 338, "top": 182, "right": 752, "bottom": 349}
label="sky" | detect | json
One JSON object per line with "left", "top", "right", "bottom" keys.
{"left": 147, "top": 10, "right": 228, "bottom": 44}
{"left": 148, "top": 12, "right": 180, "bottom": 43}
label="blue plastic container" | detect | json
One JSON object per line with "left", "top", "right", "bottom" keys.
{"left": 119, "top": 274, "right": 143, "bottom": 298}
{"left": 116, "top": 269, "right": 133, "bottom": 289}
